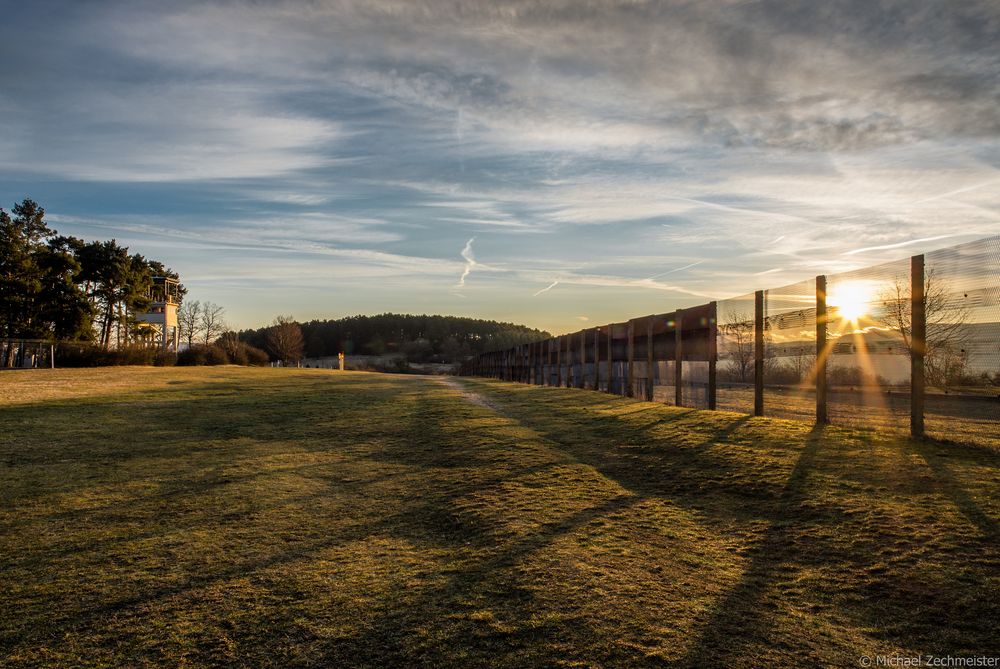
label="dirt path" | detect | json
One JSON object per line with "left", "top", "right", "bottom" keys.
{"left": 436, "top": 376, "right": 508, "bottom": 415}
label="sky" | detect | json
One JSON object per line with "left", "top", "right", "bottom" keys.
{"left": 2, "top": 0, "right": 999, "bottom": 334}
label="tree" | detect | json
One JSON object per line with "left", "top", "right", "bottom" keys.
{"left": 784, "top": 346, "right": 817, "bottom": 384}
{"left": 877, "top": 271, "right": 971, "bottom": 388}
{"left": 718, "top": 310, "right": 782, "bottom": 383}
{"left": 199, "top": 302, "right": 227, "bottom": 346}
{"left": 1, "top": 198, "right": 184, "bottom": 356}
{"left": 0, "top": 200, "right": 51, "bottom": 339}
{"left": 266, "top": 315, "right": 304, "bottom": 364}
{"left": 177, "top": 300, "right": 203, "bottom": 348}
{"left": 36, "top": 237, "right": 93, "bottom": 340}
{"left": 0, "top": 201, "right": 92, "bottom": 348}
{"left": 720, "top": 311, "right": 755, "bottom": 383}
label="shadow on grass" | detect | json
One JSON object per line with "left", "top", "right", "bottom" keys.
{"left": 909, "top": 439, "right": 999, "bottom": 541}
{"left": 460, "top": 379, "right": 1000, "bottom": 662}
{"left": 677, "top": 424, "right": 827, "bottom": 667}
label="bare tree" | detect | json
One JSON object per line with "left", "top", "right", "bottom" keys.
{"left": 199, "top": 302, "right": 227, "bottom": 346}
{"left": 720, "top": 311, "right": 755, "bottom": 382}
{"left": 877, "top": 270, "right": 971, "bottom": 387}
{"left": 784, "top": 345, "right": 817, "bottom": 384}
{"left": 266, "top": 315, "right": 304, "bottom": 365}
{"left": 719, "top": 310, "right": 784, "bottom": 383}
{"left": 177, "top": 300, "right": 202, "bottom": 348}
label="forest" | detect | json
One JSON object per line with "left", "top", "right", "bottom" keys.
{"left": 237, "top": 313, "right": 550, "bottom": 363}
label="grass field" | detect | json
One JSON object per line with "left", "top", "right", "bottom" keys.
{"left": 2, "top": 367, "right": 999, "bottom": 667}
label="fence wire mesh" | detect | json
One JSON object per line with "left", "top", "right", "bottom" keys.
{"left": 923, "top": 237, "right": 1000, "bottom": 449}
{"left": 716, "top": 292, "right": 756, "bottom": 414}
{"left": 462, "top": 235, "right": 999, "bottom": 448}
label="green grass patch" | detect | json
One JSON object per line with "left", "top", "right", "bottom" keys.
{"left": 1, "top": 367, "right": 998, "bottom": 667}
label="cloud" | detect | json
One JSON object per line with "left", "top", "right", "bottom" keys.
{"left": 843, "top": 235, "right": 959, "bottom": 256}
{"left": 456, "top": 237, "right": 477, "bottom": 289}
{"left": 532, "top": 280, "right": 560, "bottom": 297}
{"left": 3, "top": 0, "right": 999, "bottom": 333}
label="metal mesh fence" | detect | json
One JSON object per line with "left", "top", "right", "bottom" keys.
{"left": 763, "top": 278, "right": 817, "bottom": 421}
{"left": 463, "top": 235, "right": 999, "bottom": 448}
{"left": 924, "top": 237, "right": 1000, "bottom": 449}
{"left": 825, "top": 258, "right": 911, "bottom": 433}
{"left": 716, "top": 292, "right": 756, "bottom": 413}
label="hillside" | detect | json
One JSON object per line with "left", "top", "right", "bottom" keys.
{"left": 2, "top": 367, "right": 997, "bottom": 667}
{"left": 237, "top": 313, "right": 550, "bottom": 363}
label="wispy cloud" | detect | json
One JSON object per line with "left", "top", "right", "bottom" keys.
{"left": 533, "top": 280, "right": 560, "bottom": 297}
{"left": 3, "top": 0, "right": 998, "bottom": 333}
{"left": 456, "top": 237, "right": 477, "bottom": 289}
{"left": 843, "top": 235, "right": 959, "bottom": 256}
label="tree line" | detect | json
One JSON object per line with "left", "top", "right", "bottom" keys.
{"left": 236, "top": 313, "right": 550, "bottom": 363}
{"left": 1, "top": 199, "right": 184, "bottom": 348}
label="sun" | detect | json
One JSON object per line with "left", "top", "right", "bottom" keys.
{"left": 828, "top": 280, "right": 876, "bottom": 323}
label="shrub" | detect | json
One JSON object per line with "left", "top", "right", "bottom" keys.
{"left": 244, "top": 345, "right": 270, "bottom": 366}
{"left": 56, "top": 343, "right": 159, "bottom": 367}
{"left": 216, "top": 336, "right": 271, "bottom": 366}
{"left": 177, "top": 344, "right": 229, "bottom": 366}
{"left": 828, "top": 365, "right": 887, "bottom": 387}
{"left": 153, "top": 350, "right": 177, "bottom": 367}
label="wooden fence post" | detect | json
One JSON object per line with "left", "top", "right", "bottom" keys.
{"left": 754, "top": 290, "right": 764, "bottom": 417}
{"left": 556, "top": 337, "right": 562, "bottom": 388}
{"left": 708, "top": 301, "right": 717, "bottom": 410}
{"left": 627, "top": 321, "right": 635, "bottom": 397}
{"left": 593, "top": 327, "right": 601, "bottom": 391}
{"left": 579, "top": 330, "right": 587, "bottom": 389}
{"left": 565, "top": 335, "right": 572, "bottom": 387}
{"left": 526, "top": 343, "right": 532, "bottom": 384}
{"left": 816, "top": 277, "right": 828, "bottom": 424}
{"left": 607, "top": 325, "right": 614, "bottom": 394}
{"left": 646, "top": 318, "right": 654, "bottom": 401}
{"left": 675, "top": 310, "right": 683, "bottom": 406}
{"left": 911, "top": 255, "right": 925, "bottom": 437}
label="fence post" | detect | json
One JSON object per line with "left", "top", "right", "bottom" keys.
{"left": 754, "top": 290, "right": 764, "bottom": 417}
{"left": 50, "top": 343, "right": 55, "bottom": 369}
{"left": 708, "top": 301, "right": 717, "bottom": 410}
{"left": 646, "top": 318, "right": 654, "bottom": 401}
{"left": 816, "top": 277, "right": 828, "bottom": 424}
{"left": 553, "top": 338, "right": 558, "bottom": 386}
{"left": 579, "top": 330, "right": 587, "bottom": 389}
{"left": 568, "top": 333, "right": 574, "bottom": 388}
{"left": 607, "top": 325, "right": 614, "bottom": 394}
{"left": 627, "top": 321, "right": 635, "bottom": 397}
{"left": 564, "top": 335, "right": 572, "bottom": 387}
{"left": 911, "top": 255, "right": 926, "bottom": 438}
{"left": 534, "top": 341, "right": 539, "bottom": 384}
{"left": 525, "top": 343, "right": 530, "bottom": 383}
{"left": 675, "top": 310, "right": 684, "bottom": 406}
{"left": 594, "top": 327, "right": 601, "bottom": 390}
{"left": 552, "top": 337, "right": 558, "bottom": 386}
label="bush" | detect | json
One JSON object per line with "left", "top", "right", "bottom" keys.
{"left": 216, "top": 336, "right": 271, "bottom": 366}
{"left": 56, "top": 343, "right": 160, "bottom": 367}
{"left": 177, "top": 344, "right": 230, "bottom": 366}
{"left": 828, "top": 365, "right": 887, "bottom": 387}
{"left": 244, "top": 345, "right": 270, "bottom": 366}
{"left": 153, "top": 350, "right": 176, "bottom": 367}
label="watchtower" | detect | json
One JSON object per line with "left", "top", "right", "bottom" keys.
{"left": 135, "top": 276, "right": 180, "bottom": 350}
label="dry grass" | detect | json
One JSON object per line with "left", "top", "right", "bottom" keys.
{"left": 1, "top": 367, "right": 998, "bottom": 667}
